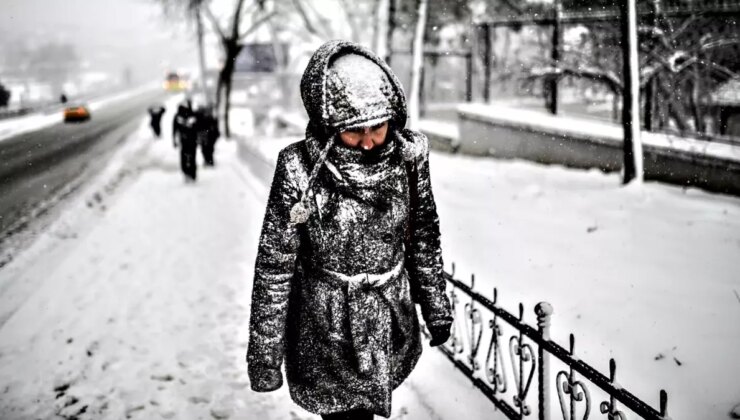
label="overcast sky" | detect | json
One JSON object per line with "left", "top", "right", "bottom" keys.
{"left": 1, "top": 0, "right": 197, "bottom": 82}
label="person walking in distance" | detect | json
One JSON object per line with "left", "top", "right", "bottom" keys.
{"left": 247, "top": 40, "right": 453, "bottom": 419}
{"left": 148, "top": 105, "right": 166, "bottom": 138}
{"left": 195, "top": 105, "right": 220, "bottom": 166}
{"left": 172, "top": 101, "right": 198, "bottom": 182}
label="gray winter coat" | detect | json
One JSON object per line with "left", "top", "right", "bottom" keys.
{"left": 247, "top": 40, "right": 453, "bottom": 418}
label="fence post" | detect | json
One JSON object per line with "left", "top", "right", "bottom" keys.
{"left": 548, "top": 0, "right": 562, "bottom": 115}
{"left": 465, "top": 51, "right": 473, "bottom": 102}
{"left": 535, "top": 302, "right": 553, "bottom": 420}
{"left": 483, "top": 23, "right": 492, "bottom": 103}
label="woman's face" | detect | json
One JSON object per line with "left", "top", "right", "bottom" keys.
{"left": 338, "top": 121, "right": 389, "bottom": 151}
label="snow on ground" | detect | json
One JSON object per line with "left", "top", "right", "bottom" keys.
{"left": 0, "top": 83, "right": 158, "bottom": 142}
{"left": 0, "top": 105, "right": 497, "bottom": 420}
{"left": 418, "top": 119, "right": 459, "bottom": 141}
{"left": 428, "top": 152, "right": 740, "bottom": 419}
{"left": 1, "top": 100, "right": 738, "bottom": 419}
{"left": 458, "top": 103, "right": 740, "bottom": 162}
{"left": 236, "top": 113, "right": 740, "bottom": 420}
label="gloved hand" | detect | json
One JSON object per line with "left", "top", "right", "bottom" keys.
{"left": 428, "top": 321, "right": 452, "bottom": 347}
{"left": 248, "top": 364, "right": 283, "bottom": 392}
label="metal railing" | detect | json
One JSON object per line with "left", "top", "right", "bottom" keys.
{"left": 428, "top": 265, "right": 670, "bottom": 420}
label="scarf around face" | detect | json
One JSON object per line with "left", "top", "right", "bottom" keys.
{"left": 305, "top": 131, "right": 405, "bottom": 212}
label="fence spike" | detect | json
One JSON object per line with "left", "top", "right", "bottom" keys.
{"left": 609, "top": 358, "right": 617, "bottom": 382}
{"left": 493, "top": 287, "right": 498, "bottom": 305}
{"left": 451, "top": 262, "right": 456, "bottom": 277}
{"left": 471, "top": 273, "right": 475, "bottom": 289}
{"left": 569, "top": 333, "right": 575, "bottom": 355}
{"left": 518, "top": 303, "right": 524, "bottom": 320}
{"left": 660, "top": 389, "right": 669, "bottom": 418}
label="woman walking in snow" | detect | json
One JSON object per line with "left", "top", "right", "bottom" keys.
{"left": 247, "top": 40, "right": 453, "bottom": 420}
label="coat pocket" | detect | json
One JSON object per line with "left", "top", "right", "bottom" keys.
{"left": 310, "top": 282, "right": 349, "bottom": 344}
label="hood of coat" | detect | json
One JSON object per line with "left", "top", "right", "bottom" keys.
{"left": 300, "top": 40, "right": 407, "bottom": 137}
{"left": 290, "top": 41, "right": 429, "bottom": 225}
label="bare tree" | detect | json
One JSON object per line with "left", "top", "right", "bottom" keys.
{"left": 155, "top": 0, "right": 276, "bottom": 137}
{"left": 201, "top": 0, "right": 277, "bottom": 137}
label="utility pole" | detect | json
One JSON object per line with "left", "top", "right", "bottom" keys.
{"left": 619, "top": 0, "right": 643, "bottom": 184}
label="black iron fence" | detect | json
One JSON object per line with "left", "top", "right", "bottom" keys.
{"left": 427, "top": 265, "right": 670, "bottom": 420}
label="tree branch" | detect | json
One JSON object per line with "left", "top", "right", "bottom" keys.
{"left": 526, "top": 65, "right": 623, "bottom": 94}
{"left": 238, "top": 10, "right": 277, "bottom": 40}
{"left": 290, "top": 0, "right": 321, "bottom": 36}
{"left": 231, "top": 0, "right": 247, "bottom": 39}
{"left": 203, "top": 6, "right": 227, "bottom": 42}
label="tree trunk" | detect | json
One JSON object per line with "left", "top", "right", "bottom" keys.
{"left": 375, "top": 0, "right": 390, "bottom": 60}
{"left": 385, "top": 0, "right": 396, "bottom": 65}
{"left": 408, "top": 0, "right": 428, "bottom": 130}
{"left": 196, "top": 10, "right": 209, "bottom": 102}
{"left": 690, "top": 65, "right": 705, "bottom": 134}
{"left": 224, "top": 73, "right": 233, "bottom": 138}
{"left": 657, "top": 76, "right": 690, "bottom": 132}
{"left": 215, "top": 63, "right": 226, "bottom": 122}
{"left": 215, "top": 40, "right": 242, "bottom": 139}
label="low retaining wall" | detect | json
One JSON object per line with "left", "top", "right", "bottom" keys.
{"left": 451, "top": 104, "right": 740, "bottom": 196}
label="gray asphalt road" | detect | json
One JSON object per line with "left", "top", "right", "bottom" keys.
{"left": 0, "top": 88, "right": 168, "bottom": 240}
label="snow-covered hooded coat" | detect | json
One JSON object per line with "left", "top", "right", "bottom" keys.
{"left": 247, "top": 40, "right": 452, "bottom": 418}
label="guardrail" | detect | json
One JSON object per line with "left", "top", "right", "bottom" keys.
{"left": 427, "top": 265, "right": 670, "bottom": 420}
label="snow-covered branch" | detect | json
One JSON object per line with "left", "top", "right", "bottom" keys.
{"left": 527, "top": 65, "right": 623, "bottom": 94}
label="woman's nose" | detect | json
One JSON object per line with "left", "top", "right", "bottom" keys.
{"left": 359, "top": 134, "right": 374, "bottom": 150}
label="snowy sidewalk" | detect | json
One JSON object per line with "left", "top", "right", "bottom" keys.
{"left": 0, "top": 111, "right": 492, "bottom": 419}
{"left": 0, "top": 119, "right": 276, "bottom": 419}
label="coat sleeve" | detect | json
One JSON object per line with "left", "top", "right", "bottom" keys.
{"left": 405, "top": 147, "right": 453, "bottom": 329}
{"left": 247, "top": 149, "right": 300, "bottom": 392}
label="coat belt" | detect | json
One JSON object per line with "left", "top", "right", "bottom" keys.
{"left": 315, "top": 259, "right": 405, "bottom": 375}
{"left": 317, "top": 259, "right": 404, "bottom": 290}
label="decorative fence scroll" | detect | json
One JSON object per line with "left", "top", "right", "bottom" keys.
{"left": 425, "top": 264, "right": 671, "bottom": 420}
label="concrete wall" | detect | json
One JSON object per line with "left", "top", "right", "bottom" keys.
{"left": 444, "top": 104, "right": 740, "bottom": 196}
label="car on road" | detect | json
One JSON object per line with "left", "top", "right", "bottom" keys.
{"left": 63, "top": 104, "right": 91, "bottom": 123}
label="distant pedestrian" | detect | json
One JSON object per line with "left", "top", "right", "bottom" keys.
{"left": 60, "top": 93, "right": 67, "bottom": 104}
{"left": 195, "top": 105, "right": 220, "bottom": 166}
{"left": 173, "top": 102, "right": 198, "bottom": 182}
{"left": 147, "top": 105, "right": 166, "bottom": 138}
{"left": 247, "top": 40, "right": 452, "bottom": 420}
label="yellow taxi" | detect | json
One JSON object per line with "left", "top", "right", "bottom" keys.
{"left": 63, "top": 104, "right": 91, "bottom": 122}
{"left": 163, "top": 72, "right": 189, "bottom": 92}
